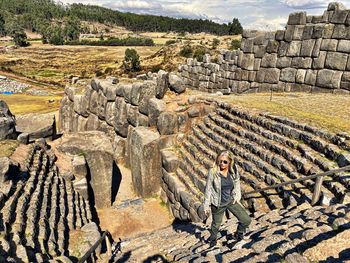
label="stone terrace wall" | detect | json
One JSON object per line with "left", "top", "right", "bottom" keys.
{"left": 179, "top": 2, "right": 350, "bottom": 94}
{"left": 59, "top": 74, "right": 213, "bottom": 200}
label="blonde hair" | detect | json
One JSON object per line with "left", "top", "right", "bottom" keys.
{"left": 211, "top": 150, "right": 236, "bottom": 177}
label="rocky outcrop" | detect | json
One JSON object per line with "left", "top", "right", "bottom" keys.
{"left": 0, "top": 100, "right": 16, "bottom": 140}
{"left": 179, "top": 3, "right": 350, "bottom": 94}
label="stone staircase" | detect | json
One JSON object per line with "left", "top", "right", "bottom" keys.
{"left": 164, "top": 99, "right": 350, "bottom": 220}
{"left": 0, "top": 142, "right": 93, "bottom": 262}
{"left": 111, "top": 203, "right": 350, "bottom": 262}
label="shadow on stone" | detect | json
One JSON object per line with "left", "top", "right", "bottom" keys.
{"left": 86, "top": 164, "right": 100, "bottom": 226}
{"left": 111, "top": 162, "right": 122, "bottom": 204}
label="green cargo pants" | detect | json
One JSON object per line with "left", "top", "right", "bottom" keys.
{"left": 210, "top": 201, "right": 251, "bottom": 239}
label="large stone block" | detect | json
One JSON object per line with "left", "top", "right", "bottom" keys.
{"left": 323, "top": 24, "right": 335, "bottom": 39}
{"left": 58, "top": 131, "right": 115, "bottom": 208}
{"left": 291, "top": 57, "right": 312, "bottom": 69}
{"left": 128, "top": 127, "right": 161, "bottom": 197}
{"left": 325, "top": 52, "right": 348, "bottom": 70}
{"left": 59, "top": 96, "right": 74, "bottom": 132}
{"left": 105, "top": 102, "right": 116, "bottom": 126}
{"left": 312, "top": 38, "right": 322, "bottom": 57}
{"left": 0, "top": 157, "right": 19, "bottom": 183}
{"left": 287, "top": 41, "right": 301, "bottom": 57}
{"left": 89, "top": 90, "right": 99, "bottom": 115}
{"left": 148, "top": 98, "right": 166, "bottom": 127}
{"left": 139, "top": 81, "right": 157, "bottom": 115}
{"left": 86, "top": 113, "right": 99, "bottom": 131}
{"left": 241, "top": 54, "right": 255, "bottom": 70}
{"left": 312, "top": 51, "right": 327, "bottom": 69}
{"left": 287, "top": 12, "right": 307, "bottom": 25}
{"left": 338, "top": 40, "right": 350, "bottom": 53}
{"left": 256, "top": 68, "right": 280, "bottom": 84}
{"left": 261, "top": 53, "right": 277, "bottom": 68}
{"left": 73, "top": 95, "right": 89, "bottom": 117}
{"left": 0, "top": 101, "right": 16, "bottom": 140}
{"left": 300, "top": 39, "right": 315, "bottom": 57}
{"left": 305, "top": 70, "right": 317, "bottom": 85}
{"left": 114, "top": 97, "right": 129, "bottom": 137}
{"left": 241, "top": 38, "right": 254, "bottom": 53}
{"left": 169, "top": 73, "right": 186, "bottom": 94}
{"left": 266, "top": 40, "right": 279, "bottom": 53}
{"left": 77, "top": 115, "right": 88, "bottom": 132}
{"left": 97, "top": 91, "right": 107, "bottom": 120}
{"left": 276, "top": 57, "right": 292, "bottom": 68}
{"left": 296, "top": 69, "right": 306, "bottom": 83}
{"left": 320, "top": 39, "right": 338, "bottom": 51}
{"left": 104, "top": 83, "right": 118, "bottom": 102}
{"left": 332, "top": 25, "right": 347, "bottom": 39}
{"left": 280, "top": 68, "right": 297, "bottom": 82}
{"left": 302, "top": 25, "right": 313, "bottom": 40}
{"left": 316, "top": 69, "right": 343, "bottom": 89}
{"left": 157, "top": 111, "right": 178, "bottom": 135}
{"left": 126, "top": 104, "right": 139, "bottom": 127}
{"left": 156, "top": 71, "right": 169, "bottom": 99}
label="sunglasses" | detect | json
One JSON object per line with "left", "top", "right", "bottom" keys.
{"left": 219, "top": 160, "right": 229, "bottom": 164}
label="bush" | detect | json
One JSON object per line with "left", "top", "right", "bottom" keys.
{"left": 212, "top": 38, "right": 220, "bottom": 49}
{"left": 151, "top": 65, "right": 162, "bottom": 73}
{"left": 230, "top": 39, "right": 241, "bottom": 50}
{"left": 66, "top": 37, "right": 154, "bottom": 46}
{"left": 12, "top": 30, "right": 30, "bottom": 47}
{"left": 193, "top": 48, "right": 206, "bottom": 62}
{"left": 123, "top": 48, "right": 141, "bottom": 72}
{"left": 165, "top": 39, "right": 177, "bottom": 45}
{"left": 179, "top": 46, "right": 193, "bottom": 58}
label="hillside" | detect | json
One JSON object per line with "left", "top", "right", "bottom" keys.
{"left": 0, "top": 0, "right": 242, "bottom": 37}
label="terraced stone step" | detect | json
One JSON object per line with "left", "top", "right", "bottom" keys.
{"left": 111, "top": 203, "right": 350, "bottom": 263}
{"left": 217, "top": 103, "right": 345, "bottom": 165}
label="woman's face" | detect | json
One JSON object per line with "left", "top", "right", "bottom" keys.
{"left": 218, "top": 154, "right": 230, "bottom": 170}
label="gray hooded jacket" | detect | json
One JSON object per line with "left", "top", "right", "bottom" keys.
{"left": 203, "top": 164, "right": 241, "bottom": 210}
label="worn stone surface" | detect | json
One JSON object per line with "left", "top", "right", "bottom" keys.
{"left": 57, "top": 131, "right": 115, "bottom": 208}
{"left": 0, "top": 100, "right": 16, "bottom": 140}
{"left": 169, "top": 73, "right": 186, "bottom": 94}
{"left": 128, "top": 127, "right": 161, "bottom": 197}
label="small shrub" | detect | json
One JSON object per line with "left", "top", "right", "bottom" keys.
{"left": 151, "top": 65, "right": 162, "bottom": 73}
{"left": 165, "top": 39, "right": 177, "bottom": 45}
{"left": 193, "top": 48, "right": 206, "bottom": 62}
{"left": 230, "top": 39, "right": 241, "bottom": 50}
{"left": 212, "top": 38, "right": 220, "bottom": 49}
{"left": 95, "top": 70, "right": 103, "bottom": 77}
{"left": 123, "top": 48, "right": 141, "bottom": 72}
{"left": 179, "top": 46, "right": 193, "bottom": 58}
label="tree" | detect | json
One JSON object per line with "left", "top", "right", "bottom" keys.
{"left": 0, "top": 14, "right": 5, "bottom": 36}
{"left": 12, "top": 29, "right": 30, "bottom": 47}
{"left": 229, "top": 18, "right": 243, "bottom": 35}
{"left": 123, "top": 48, "right": 141, "bottom": 72}
{"left": 63, "top": 16, "right": 80, "bottom": 41}
{"left": 48, "top": 25, "right": 64, "bottom": 45}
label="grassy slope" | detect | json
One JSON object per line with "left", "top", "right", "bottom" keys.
{"left": 218, "top": 92, "right": 350, "bottom": 133}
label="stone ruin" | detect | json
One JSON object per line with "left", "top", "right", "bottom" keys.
{"left": 180, "top": 2, "right": 350, "bottom": 94}
{"left": 0, "top": 2, "right": 350, "bottom": 262}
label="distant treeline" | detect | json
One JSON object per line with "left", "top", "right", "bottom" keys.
{"left": 0, "top": 0, "right": 243, "bottom": 46}
{"left": 66, "top": 37, "right": 155, "bottom": 46}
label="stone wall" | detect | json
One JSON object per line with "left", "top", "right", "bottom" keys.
{"left": 179, "top": 2, "right": 350, "bottom": 94}
{"left": 59, "top": 74, "right": 213, "bottom": 200}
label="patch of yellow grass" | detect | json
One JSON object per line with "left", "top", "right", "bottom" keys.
{"left": 0, "top": 94, "right": 62, "bottom": 115}
{"left": 220, "top": 92, "right": 350, "bottom": 133}
{"left": 0, "top": 140, "right": 19, "bottom": 158}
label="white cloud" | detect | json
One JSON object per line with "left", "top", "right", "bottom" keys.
{"left": 57, "top": 0, "right": 350, "bottom": 30}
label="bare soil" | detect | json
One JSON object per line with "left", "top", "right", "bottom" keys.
{"left": 98, "top": 165, "right": 172, "bottom": 240}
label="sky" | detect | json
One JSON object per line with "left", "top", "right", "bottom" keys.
{"left": 58, "top": 0, "right": 350, "bottom": 30}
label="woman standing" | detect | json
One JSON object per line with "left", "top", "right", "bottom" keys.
{"left": 203, "top": 150, "right": 251, "bottom": 245}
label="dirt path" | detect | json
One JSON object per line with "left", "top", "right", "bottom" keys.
{"left": 97, "top": 165, "right": 172, "bottom": 240}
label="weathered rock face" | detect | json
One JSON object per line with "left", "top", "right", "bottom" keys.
{"left": 128, "top": 127, "right": 161, "bottom": 197}
{"left": 0, "top": 100, "right": 16, "bottom": 140}
{"left": 0, "top": 157, "right": 19, "bottom": 183}
{"left": 57, "top": 131, "right": 117, "bottom": 209}
{"left": 178, "top": 3, "right": 350, "bottom": 94}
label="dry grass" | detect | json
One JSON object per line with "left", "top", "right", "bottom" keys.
{"left": 0, "top": 140, "right": 19, "bottom": 158}
{"left": 0, "top": 42, "right": 161, "bottom": 87}
{"left": 0, "top": 94, "right": 62, "bottom": 115}
{"left": 218, "top": 92, "right": 350, "bottom": 133}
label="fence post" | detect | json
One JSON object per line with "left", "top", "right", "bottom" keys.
{"left": 311, "top": 176, "right": 323, "bottom": 205}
